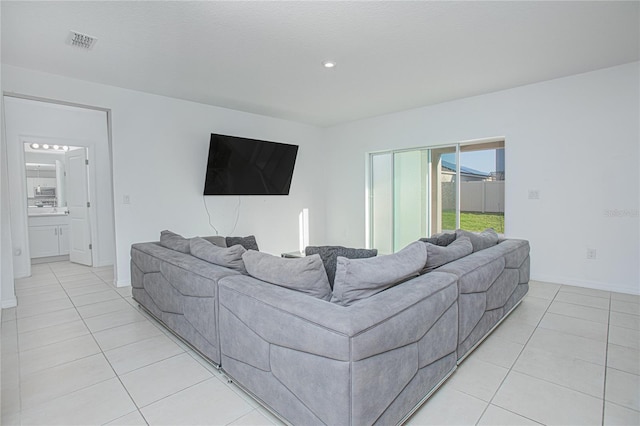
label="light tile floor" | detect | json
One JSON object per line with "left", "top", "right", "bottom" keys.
{"left": 1, "top": 261, "right": 639, "bottom": 425}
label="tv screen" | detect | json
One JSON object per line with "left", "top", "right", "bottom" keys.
{"left": 203, "top": 133, "right": 299, "bottom": 195}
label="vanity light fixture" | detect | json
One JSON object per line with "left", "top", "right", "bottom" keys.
{"left": 29, "top": 143, "right": 70, "bottom": 151}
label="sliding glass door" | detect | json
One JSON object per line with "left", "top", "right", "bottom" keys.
{"left": 369, "top": 140, "right": 505, "bottom": 253}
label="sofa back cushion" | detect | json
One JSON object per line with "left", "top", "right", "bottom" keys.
{"left": 421, "top": 236, "right": 473, "bottom": 273}
{"left": 331, "top": 241, "right": 427, "bottom": 306}
{"left": 419, "top": 232, "right": 456, "bottom": 247}
{"left": 202, "top": 235, "right": 227, "bottom": 248}
{"left": 242, "top": 251, "right": 332, "bottom": 301}
{"left": 304, "top": 246, "right": 377, "bottom": 289}
{"left": 190, "top": 237, "right": 247, "bottom": 273}
{"left": 226, "top": 235, "right": 259, "bottom": 251}
{"left": 160, "top": 230, "right": 190, "bottom": 254}
{"left": 455, "top": 228, "right": 499, "bottom": 252}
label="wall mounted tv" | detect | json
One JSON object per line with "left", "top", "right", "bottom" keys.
{"left": 203, "top": 133, "right": 299, "bottom": 195}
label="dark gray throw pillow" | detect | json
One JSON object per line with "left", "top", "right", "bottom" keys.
{"left": 242, "top": 250, "right": 332, "bottom": 301}
{"left": 190, "top": 237, "right": 247, "bottom": 273}
{"left": 455, "top": 228, "right": 499, "bottom": 252}
{"left": 304, "top": 246, "right": 377, "bottom": 289}
{"left": 331, "top": 241, "right": 427, "bottom": 307}
{"left": 419, "top": 232, "right": 456, "bottom": 247}
{"left": 226, "top": 235, "right": 259, "bottom": 251}
{"left": 159, "top": 230, "right": 190, "bottom": 254}
{"left": 421, "top": 236, "right": 473, "bottom": 273}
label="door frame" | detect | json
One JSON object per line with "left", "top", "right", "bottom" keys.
{"left": 19, "top": 136, "right": 99, "bottom": 270}
{"left": 4, "top": 93, "right": 116, "bottom": 285}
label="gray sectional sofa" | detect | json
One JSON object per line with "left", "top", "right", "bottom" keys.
{"left": 131, "top": 231, "right": 530, "bottom": 425}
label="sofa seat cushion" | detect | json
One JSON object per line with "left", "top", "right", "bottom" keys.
{"left": 190, "top": 237, "right": 247, "bottom": 273}
{"left": 304, "top": 246, "right": 377, "bottom": 289}
{"left": 159, "top": 230, "right": 190, "bottom": 254}
{"left": 331, "top": 241, "right": 427, "bottom": 306}
{"left": 242, "top": 251, "right": 332, "bottom": 301}
{"left": 421, "top": 236, "right": 473, "bottom": 273}
{"left": 455, "top": 228, "right": 499, "bottom": 252}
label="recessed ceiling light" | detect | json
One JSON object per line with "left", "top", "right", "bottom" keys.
{"left": 322, "top": 61, "right": 336, "bottom": 69}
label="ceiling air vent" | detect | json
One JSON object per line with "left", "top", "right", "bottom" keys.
{"left": 67, "top": 31, "right": 97, "bottom": 49}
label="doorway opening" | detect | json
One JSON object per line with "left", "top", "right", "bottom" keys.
{"left": 4, "top": 95, "right": 116, "bottom": 292}
{"left": 24, "top": 142, "right": 93, "bottom": 266}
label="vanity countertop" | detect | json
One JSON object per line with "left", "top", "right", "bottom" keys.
{"left": 28, "top": 208, "right": 68, "bottom": 217}
{"left": 28, "top": 212, "right": 68, "bottom": 217}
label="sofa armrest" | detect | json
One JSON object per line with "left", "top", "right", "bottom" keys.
{"left": 218, "top": 271, "right": 458, "bottom": 361}
{"left": 218, "top": 272, "right": 459, "bottom": 426}
{"left": 131, "top": 242, "right": 240, "bottom": 297}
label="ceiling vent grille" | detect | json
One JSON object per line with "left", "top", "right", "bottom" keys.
{"left": 68, "top": 31, "right": 97, "bottom": 49}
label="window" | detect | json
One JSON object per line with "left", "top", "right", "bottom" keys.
{"left": 368, "top": 139, "right": 505, "bottom": 253}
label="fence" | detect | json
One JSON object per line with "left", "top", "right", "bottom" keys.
{"left": 442, "top": 181, "right": 504, "bottom": 213}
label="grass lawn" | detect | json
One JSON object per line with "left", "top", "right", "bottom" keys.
{"left": 442, "top": 211, "right": 504, "bottom": 234}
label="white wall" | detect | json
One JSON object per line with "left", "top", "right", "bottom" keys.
{"left": 324, "top": 62, "right": 640, "bottom": 295}
{"left": 1, "top": 65, "right": 327, "bottom": 296}
{"left": 2, "top": 62, "right": 638, "bottom": 300}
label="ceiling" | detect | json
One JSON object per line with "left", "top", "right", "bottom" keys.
{"left": 2, "top": 1, "right": 638, "bottom": 127}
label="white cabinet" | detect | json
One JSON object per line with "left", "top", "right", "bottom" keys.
{"left": 58, "top": 224, "right": 70, "bottom": 255}
{"left": 29, "top": 225, "right": 60, "bottom": 258}
{"left": 28, "top": 215, "right": 70, "bottom": 258}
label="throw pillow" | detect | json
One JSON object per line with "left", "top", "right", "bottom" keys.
{"left": 419, "top": 232, "right": 456, "bottom": 247}
{"left": 455, "top": 228, "right": 499, "bottom": 252}
{"left": 202, "top": 235, "right": 227, "bottom": 248}
{"left": 304, "top": 246, "right": 378, "bottom": 289}
{"left": 421, "top": 236, "right": 473, "bottom": 273}
{"left": 242, "top": 251, "right": 332, "bottom": 301}
{"left": 190, "top": 237, "right": 247, "bottom": 273}
{"left": 226, "top": 235, "right": 259, "bottom": 251}
{"left": 159, "top": 230, "right": 190, "bottom": 254}
{"left": 331, "top": 241, "right": 427, "bottom": 307}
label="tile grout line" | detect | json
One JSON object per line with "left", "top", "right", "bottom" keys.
{"left": 60, "top": 267, "right": 149, "bottom": 425}
{"left": 17, "top": 262, "right": 146, "bottom": 424}
{"left": 473, "top": 285, "right": 560, "bottom": 425}
{"left": 14, "top": 262, "right": 58, "bottom": 421}
{"left": 601, "top": 293, "right": 612, "bottom": 425}
{"left": 472, "top": 284, "right": 614, "bottom": 423}
{"left": 507, "top": 287, "right": 612, "bottom": 405}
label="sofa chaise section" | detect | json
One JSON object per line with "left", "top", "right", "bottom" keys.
{"left": 436, "top": 238, "right": 530, "bottom": 361}
{"left": 217, "top": 271, "right": 459, "bottom": 426}
{"left": 130, "top": 242, "right": 241, "bottom": 366}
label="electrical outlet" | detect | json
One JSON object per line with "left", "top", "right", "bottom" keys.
{"left": 528, "top": 189, "right": 540, "bottom": 200}
{"left": 586, "top": 248, "right": 597, "bottom": 260}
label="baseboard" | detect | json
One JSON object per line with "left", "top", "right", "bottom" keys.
{"left": 31, "top": 255, "right": 69, "bottom": 264}
{"left": 115, "top": 278, "right": 131, "bottom": 288}
{"left": 2, "top": 297, "right": 18, "bottom": 309}
{"left": 532, "top": 274, "right": 639, "bottom": 296}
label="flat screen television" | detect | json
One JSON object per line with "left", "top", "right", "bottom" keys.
{"left": 203, "top": 133, "right": 299, "bottom": 195}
